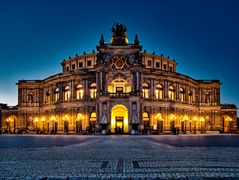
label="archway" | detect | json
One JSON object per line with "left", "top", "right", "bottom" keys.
{"left": 111, "top": 104, "right": 128, "bottom": 134}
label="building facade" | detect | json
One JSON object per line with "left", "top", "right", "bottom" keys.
{"left": 1, "top": 23, "right": 237, "bottom": 134}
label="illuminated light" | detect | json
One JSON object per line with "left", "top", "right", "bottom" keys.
{"left": 77, "top": 113, "right": 84, "bottom": 121}
{"left": 155, "top": 113, "right": 163, "bottom": 121}
{"left": 170, "top": 114, "right": 175, "bottom": 121}
{"left": 193, "top": 116, "right": 198, "bottom": 121}
{"left": 41, "top": 117, "right": 45, "bottom": 121}
{"left": 184, "top": 115, "right": 189, "bottom": 120}
{"left": 90, "top": 112, "right": 96, "bottom": 121}
{"left": 200, "top": 117, "right": 205, "bottom": 122}
{"left": 64, "top": 114, "right": 69, "bottom": 121}
{"left": 50, "top": 116, "right": 56, "bottom": 121}
{"left": 34, "top": 117, "right": 39, "bottom": 122}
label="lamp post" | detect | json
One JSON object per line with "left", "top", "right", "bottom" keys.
{"left": 34, "top": 117, "right": 38, "bottom": 131}
{"left": 76, "top": 113, "right": 84, "bottom": 134}
{"left": 183, "top": 115, "right": 189, "bottom": 134}
{"left": 6, "top": 118, "right": 10, "bottom": 133}
{"left": 189, "top": 120, "right": 192, "bottom": 133}
{"left": 50, "top": 116, "right": 56, "bottom": 134}
{"left": 228, "top": 117, "right": 232, "bottom": 133}
{"left": 200, "top": 117, "right": 205, "bottom": 133}
{"left": 156, "top": 113, "right": 163, "bottom": 134}
{"left": 193, "top": 116, "right": 197, "bottom": 134}
{"left": 170, "top": 114, "right": 176, "bottom": 134}
{"left": 42, "top": 117, "right": 45, "bottom": 134}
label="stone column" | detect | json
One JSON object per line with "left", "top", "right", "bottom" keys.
{"left": 71, "top": 80, "right": 75, "bottom": 101}
{"left": 150, "top": 78, "right": 154, "bottom": 99}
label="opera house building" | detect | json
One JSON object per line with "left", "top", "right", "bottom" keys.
{"left": 0, "top": 23, "right": 237, "bottom": 134}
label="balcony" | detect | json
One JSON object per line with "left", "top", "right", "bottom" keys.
{"left": 99, "top": 92, "right": 140, "bottom": 98}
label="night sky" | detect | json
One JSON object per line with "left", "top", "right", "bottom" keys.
{"left": 0, "top": 0, "right": 238, "bottom": 112}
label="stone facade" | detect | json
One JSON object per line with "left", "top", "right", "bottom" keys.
{"left": 1, "top": 23, "right": 237, "bottom": 134}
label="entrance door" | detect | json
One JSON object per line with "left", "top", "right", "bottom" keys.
{"left": 116, "top": 116, "right": 124, "bottom": 134}
{"left": 111, "top": 104, "right": 128, "bottom": 133}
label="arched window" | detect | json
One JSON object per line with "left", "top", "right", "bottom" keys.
{"left": 143, "top": 112, "right": 149, "bottom": 121}
{"left": 188, "top": 90, "right": 193, "bottom": 103}
{"left": 76, "top": 84, "right": 84, "bottom": 99}
{"left": 90, "top": 83, "right": 97, "bottom": 98}
{"left": 64, "top": 86, "right": 70, "bottom": 101}
{"left": 168, "top": 85, "right": 175, "bottom": 100}
{"left": 179, "top": 87, "right": 185, "bottom": 102}
{"left": 142, "top": 83, "right": 149, "bottom": 98}
{"left": 155, "top": 84, "right": 163, "bottom": 99}
{"left": 54, "top": 88, "right": 59, "bottom": 102}
{"left": 45, "top": 90, "right": 50, "bottom": 103}
{"left": 90, "top": 112, "right": 96, "bottom": 121}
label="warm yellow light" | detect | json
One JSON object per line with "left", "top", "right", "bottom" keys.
{"left": 200, "top": 117, "right": 205, "bottom": 122}
{"left": 111, "top": 104, "right": 128, "bottom": 133}
{"left": 170, "top": 114, "right": 175, "bottom": 121}
{"left": 77, "top": 113, "right": 84, "bottom": 121}
{"left": 193, "top": 116, "right": 197, "bottom": 121}
{"left": 41, "top": 117, "right": 45, "bottom": 121}
{"left": 64, "top": 114, "right": 69, "bottom": 120}
{"left": 155, "top": 113, "right": 163, "bottom": 121}
{"left": 184, "top": 115, "right": 189, "bottom": 121}
{"left": 34, "top": 117, "right": 38, "bottom": 122}
{"left": 50, "top": 116, "right": 56, "bottom": 121}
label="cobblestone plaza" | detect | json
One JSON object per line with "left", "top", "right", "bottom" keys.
{"left": 1, "top": 135, "right": 239, "bottom": 179}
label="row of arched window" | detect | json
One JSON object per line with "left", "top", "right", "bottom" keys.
{"left": 142, "top": 83, "right": 193, "bottom": 103}
{"left": 44, "top": 83, "right": 97, "bottom": 103}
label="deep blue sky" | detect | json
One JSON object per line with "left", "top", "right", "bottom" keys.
{"left": 0, "top": 0, "right": 239, "bottom": 112}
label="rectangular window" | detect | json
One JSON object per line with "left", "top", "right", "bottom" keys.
{"left": 79, "top": 62, "right": 83, "bottom": 68}
{"left": 72, "top": 64, "right": 75, "bottom": 70}
{"left": 66, "top": 66, "right": 69, "bottom": 72}
{"left": 87, "top": 60, "right": 92, "bottom": 66}
{"left": 156, "top": 62, "right": 160, "bottom": 68}
{"left": 147, "top": 60, "right": 151, "bottom": 66}
{"left": 169, "top": 66, "right": 173, "bottom": 72}
{"left": 163, "top": 64, "right": 167, "bottom": 70}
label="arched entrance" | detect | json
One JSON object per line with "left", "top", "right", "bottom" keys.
{"left": 111, "top": 104, "right": 128, "bottom": 134}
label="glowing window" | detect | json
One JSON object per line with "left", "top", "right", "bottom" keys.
{"left": 76, "top": 84, "right": 84, "bottom": 99}
{"left": 45, "top": 90, "right": 50, "bottom": 103}
{"left": 155, "top": 84, "right": 163, "bottom": 99}
{"left": 90, "top": 83, "right": 97, "bottom": 98}
{"left": 142, "top": 83, "right": 149, "bottom": 98}
{"left": 64, "top": 86, "right": 70, "bottom": 100}
{"left": 168, "top": 86, "right": 175, "bottom": 100}
{"left": 143, "top": 112, "right": 149, "bottom": 121}
{"left": 90, "top": 112, "right": 96, "bottom": 121}
{"left": 54, "top": 88, "right": 59, "bottom": 101}
{"left": 180, "top": 88, "right": 185, "bottom": 102}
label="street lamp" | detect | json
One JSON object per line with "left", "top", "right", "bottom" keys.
{"left": 34, "top": 117, "right": 38, "bottom": 131}
{"left": 155, "top": 113, "right": 163, "bottom": 134}
{"left": 170, "top": 114, "right": 176, "bottom": 134}
{"left": 50, "top": 116, "right": 56, "bottom": 133}
{"left": 193, "top": 116, "right": 197, "bottom": 134}
{"left": 183, "top": 115, "right": 189, "bottom": 134}
{"left": 200, "top": 117, "right": 205, "bottom": 133}
{"left": 41, "top": 117, "right": 45, "bottom": 133}
{"left": 76, "top": 113, "right": 84, "bottom": 134}
{"left": 226, "top": 116, "right": 232, "bottom": 133}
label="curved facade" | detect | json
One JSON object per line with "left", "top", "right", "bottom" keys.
{"left": 1, "top": 23, "right": 237, "bottom": 134}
